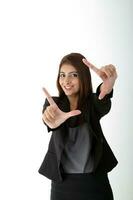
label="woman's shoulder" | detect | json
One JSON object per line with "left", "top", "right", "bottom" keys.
{"left": 44, "top": 96, "right": 60, "bottom": 106}
{"left": 44, "top": 95, "right": 68, "bottom": 106}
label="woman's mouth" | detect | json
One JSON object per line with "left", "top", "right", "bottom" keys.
{"left": 64, "top": 86, "right": 73, "bottom": 91}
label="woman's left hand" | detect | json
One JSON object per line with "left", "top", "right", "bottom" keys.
{"left": 82, "top": 58, "right": 118, "bottom": 100}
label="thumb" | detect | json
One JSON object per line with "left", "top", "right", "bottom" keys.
{"left": 98, "top": 91, "right": 106, "bottom": 100}
{"left": 66, "top": 110, "right": 81, "bottom": 119}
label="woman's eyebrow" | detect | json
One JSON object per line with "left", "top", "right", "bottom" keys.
{"left": 59, "top": 71, "right": 78, "bottom": 74}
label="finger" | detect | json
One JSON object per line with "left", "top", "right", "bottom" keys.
{"left": 42, "top": 113, "right": 50, "bottom": 123}
{"left": 47, "top": 106, "right": 56, "bottom": 119}
{"left": 105, "top": 65, "right": 116, "bottom": 76}
{"left": 100, "top": 67, "right": 112, "bottom": 78}
{"left": 108, "top": 65, "right": 116, "bottom": 73}
{"left": 101, "top": 65, "right": 116, "bottom": 77}
{"left": 109, "top": 65, "right": 117, "bottom": 77}
{"left": 109, "top": 64, "right": 116, "bottom": 70}
{"left": 65, "top": 110, "right": 81, "bottom": 119}
{"left": 82, "top": 58, "right": 99, "bottom": 74}
{"left": 42, "top": 115, "right": 53, "bottom": 128}
{"left": 43, "top": 110, "right": 54, "bottom": 122}
{"left": 42, "top": 87, "right": 56, "bottom": 106}
{"left": 98, "top": 91, "right": 106, "bottom": 100}
{"left": 98, "top": 71, "right": 107, "bottom": 80}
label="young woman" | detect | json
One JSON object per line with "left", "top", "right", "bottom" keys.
{"left": 39, "top": 53, "right": 118, "bottom": 200}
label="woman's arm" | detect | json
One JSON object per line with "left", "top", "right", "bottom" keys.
{"left": 92, "top": 83, "right": 113, "bottom": 119}
{"left": 82, "top": 58, "right": 117, "bottom": 118}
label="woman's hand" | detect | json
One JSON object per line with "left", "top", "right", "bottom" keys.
{"left": 82, "top": 58, "right": 118, "bottom": 100}
{"left": 42, "top": 88, "right": 81, "bottom": 129}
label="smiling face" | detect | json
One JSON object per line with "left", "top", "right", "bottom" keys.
{"left": 57, "top": 53, "right": 93, "bottom": 112}
{"left": 59, "top": 64, "right": 80, "bottom": 98}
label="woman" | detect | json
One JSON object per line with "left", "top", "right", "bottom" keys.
{"left": 39, "top": 53, "right": 118, "bottom": 200}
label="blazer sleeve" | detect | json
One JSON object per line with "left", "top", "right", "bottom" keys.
{"left": 92, "top": 83, "right": 113, "bottom": 119}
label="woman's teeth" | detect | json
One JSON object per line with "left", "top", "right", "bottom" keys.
{"left": 64, "top": 86, "right": 72, "bottom": 90}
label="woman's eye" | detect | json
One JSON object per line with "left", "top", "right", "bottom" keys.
{"left": 59, "top": 73, "right": 78, "bottom": 78}
{"left": 71, "top": 73, "right": 78, "bottom": 77}
{"left": 59, "top": 74, "right": 65, "bottom": 78}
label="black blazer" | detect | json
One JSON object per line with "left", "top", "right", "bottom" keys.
{"left": 38, "top": 85, "right": 118, "bottom": 182}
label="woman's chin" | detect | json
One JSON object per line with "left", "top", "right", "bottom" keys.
{"left": 64, "top": 91, "right": 73, "bottom": 96}
{"left": 64, "top": 91, "right": 78, "bottom": 97}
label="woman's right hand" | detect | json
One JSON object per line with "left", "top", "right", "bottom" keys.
{"left": 42, "top": 88, "right": 81, "bottom": 129}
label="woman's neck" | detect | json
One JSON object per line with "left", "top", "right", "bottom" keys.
{"left": 68, "top": 95, "right": 78, "bottom": 110}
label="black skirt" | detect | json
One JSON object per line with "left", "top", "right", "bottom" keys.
{"left": 50, "top": 172, "right": 114, "bottom": 200}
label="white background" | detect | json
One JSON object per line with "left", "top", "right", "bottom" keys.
{"left": 0, "top": 0, "right": 132, "bottom": 199}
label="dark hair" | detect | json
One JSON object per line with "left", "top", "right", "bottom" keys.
{"left": 56, "top": 53, "right": 93, "bottom": 114}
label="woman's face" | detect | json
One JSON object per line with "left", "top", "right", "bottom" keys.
{"left": 59, "top": 64, "right": 80, "bottom": 98}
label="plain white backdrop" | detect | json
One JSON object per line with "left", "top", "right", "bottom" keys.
{"left": 0, "top": 0, "right": 132, "bottom": 199}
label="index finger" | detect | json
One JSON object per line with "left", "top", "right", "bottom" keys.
{"left": 82, "top": 58, "right": 99, "bottom": 74}
{"left": 42, "top": 87, "right": 56, "bottom": 105}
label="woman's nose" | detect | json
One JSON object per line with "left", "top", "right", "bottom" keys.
{"left": 64, "top": 76, "right": 71, "bottom": 83}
